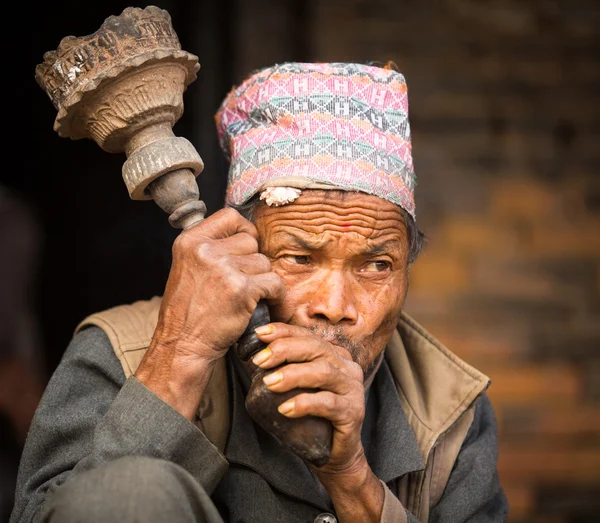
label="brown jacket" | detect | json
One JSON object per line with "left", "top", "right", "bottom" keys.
{"left": 76, "top": 296, "right": 491, "bottom": 522}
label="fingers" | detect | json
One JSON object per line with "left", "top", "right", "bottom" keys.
{"left": 262, "top": 359, "right": 358, "bottom": 396}
{"left": 233, "top": 253, "right": 272, "bottom": 275}
{"left": 252, "top": 335, "right": 348, "bottom": 368}
{"left": 255, "top": 323, "right": 353, "bottom": 360}
{"left": 195, "top": 207, "right": 258, "bottom": 240}
{"left": 173, "top": 208, "right": 258, "bottom": 257}
{"left": 249, "top": 271, "right": 285, "bottom": 301}
{"left": 277, "top": 390, "right": 364, "bottom": 428}
{"left": 211, "top": 232, "right": 259, "bottom": 256}
{"left": 254, "top": 322, "right": 313, "bottom": 342}
{"left": 253, "top": 325, "right": 355, "bottom": 367}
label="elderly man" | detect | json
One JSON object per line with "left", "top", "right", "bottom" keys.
{"left": 11, "top": 63, "right": 507, "bottom": 523}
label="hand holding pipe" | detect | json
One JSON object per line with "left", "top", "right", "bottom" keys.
{"left": 35, "top": 5, "right": 331, "bottom": 466}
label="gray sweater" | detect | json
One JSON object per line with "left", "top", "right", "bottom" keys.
{"left": 11, "top": 327, "right": 508, "bottom": 522}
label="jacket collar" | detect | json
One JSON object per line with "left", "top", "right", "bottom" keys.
{"left": 389, "top": 313, "right": 491, "bottom": 461}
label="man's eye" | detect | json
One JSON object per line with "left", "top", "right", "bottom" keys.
{"left": 282, "top": 255, "right": 310, "bottom": 265}
{"left": 362, "top": 260, "right": 390, "bottom": 273}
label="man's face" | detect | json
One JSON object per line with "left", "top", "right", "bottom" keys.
{"left": 255, "top": 190, "right": 410, "bottom": 374}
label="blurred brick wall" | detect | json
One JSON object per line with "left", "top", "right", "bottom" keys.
{"left": 234, "top": 0, "right": 600, "bottom": 520}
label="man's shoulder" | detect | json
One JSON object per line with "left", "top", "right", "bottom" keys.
{"left": 75, "top": 296, "right": 162, "bottom": 347}
{"left": 74, "top": 296, "right": 163, "bottom": 378}
{"left": 386, "top": 312, "right": 491, "bottom": 456}
{"left": 395, "top": 312, "right": 490, "bottom": 387}
{"left": 53, "top": 323, "right": 126, "bottom": 387}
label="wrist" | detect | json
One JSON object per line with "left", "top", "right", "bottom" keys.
{"left": 135, "top": 343, "right": 218, "bottom": 421}
{"left": 316, "top": 453, "right": 371, "bottom": 494}
{"left": 316, "top": 454, "right": 384, "bottom": 523}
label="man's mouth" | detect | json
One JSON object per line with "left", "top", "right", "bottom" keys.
{"left": 305, "top": 324, "right": 363, "bottom": 363}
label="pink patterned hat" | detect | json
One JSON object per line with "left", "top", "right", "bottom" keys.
{"left": 215, "top": 62, "right": 416, "bottom": 219}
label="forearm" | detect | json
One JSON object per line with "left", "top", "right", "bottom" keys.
{"left": 11, "top": 328, "right": 228, "bottom": 523}
{"left": 71, "top": 376, "right": 228, "bottom": 490}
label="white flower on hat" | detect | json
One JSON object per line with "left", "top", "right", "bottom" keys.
{"left": 259, "top": 187, "right": 302, "bottom": 207}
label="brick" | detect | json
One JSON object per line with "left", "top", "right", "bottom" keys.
{"left": 472, "top": 258, "right": 599, "bottom": 310}
{"left": 532, "top": 324, "right": 600, "bottom": 364}
{"left": 410, "top": 92, "right": 489, "bottom": 118}
{"left": 402, "top": 294, "right": 454, "bottom": 320}
{"left": 500, "top": 406, "right": 600, "bottom": 444}
{"left": 437, "top": 217, "right": 516, "bottom": 254}
{"left": 501, "top": 483, "right": 534, "bottom": 519}
{"left": 487, "top": 365, "right": 581, "bottom": 407}
{"left": 583, "top": 361, "right": 600, "bottom": 402}
{"left": 407, "top": 251, "right": 470, "bottom": 294}
{"left": 498, "top": 445, "right": 600, "bottom": 484}
{"left": 537, "top": 485, "right": 600, "bottom": 520}
{"left": 524, "top": 517, "right": 566, "bottom": 523}
{"left": 454, "top": 293, "right": 576, "bottom": 325}
{"left": 490, "top": 179, "right": 559, "bottom": 221}
{"left": 409, "top": 321, "right": 526, "bottom": 365}
{"left": 529, "top": 222, "right": 600, "bottom": 258}
{"left": 470, "top": 259, "right": 560, "bottom": 302}
{"left": 510, "top": 60, "right": 565, "bottom": 86}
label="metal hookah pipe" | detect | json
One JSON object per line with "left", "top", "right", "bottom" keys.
{"left": 35, "top": 5, "right": 331, "bottom": 466}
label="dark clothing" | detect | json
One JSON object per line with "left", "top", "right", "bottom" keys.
{"left": 36, "top": 456, "right": 223, "bottom": 523}
{"left": 10, "top": 327, "right": 507, "bottom": 522}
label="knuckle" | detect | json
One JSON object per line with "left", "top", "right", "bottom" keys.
{"left": 226, "top": 273, "right": 247, "bottom": 296}
{"left": 349, "top": 361, "right": 363, "bottom": 378}
{"left": 321, "top": 391, "right": 337, "bottom": 410}
{"left": 255, "top": 253, "right": 272, "bottom": 271}
{"left": 352, "top": 400, "right": 366, "bottom": 421}
{"left": 273, "top": 274, "right": 286, "bottom": 294}
{"left": 172, "top": 231, "right": 193, "bottom": 254}
{"left": 239, "top": 232, "right": 259, "bottom": 251}
{"left": 221, "top": 207, "right": 240, "bottom": 220}
{"left": 357, "top": 404, "right": 366, "bottom": 419}
{"left": 320, "top": 360, "right": 336, "bottom": 377}
{"left": 244, "top": 219, "right": 259, "bottom": 237}
{"left": 195, "top": 241, "right": 215, "bottom": 263}
{"left": 261, "top": 274, "right": 284, "bottom": 298}
{"left": 268, "top": 339, "right": 283, "bottom": 357}
{"left": 225, "top": 208, "right": 258, "bottom": 235}
{"left": 243, "top": 295, "right": 257, "bottom": 315}
{"left": 295, "top": 392, "right": 313, "bottom": 411}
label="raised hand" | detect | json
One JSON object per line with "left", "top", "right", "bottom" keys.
{"left": 136, "top": 208, "right": 284, "bottom": 420}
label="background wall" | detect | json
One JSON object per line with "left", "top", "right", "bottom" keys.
{"left": 3, "top": 0, "right": 598, "bottom": 521}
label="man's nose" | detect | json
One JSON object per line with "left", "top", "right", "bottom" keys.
{"left": 306, "top": 271, "right": 358, "bottom": 325}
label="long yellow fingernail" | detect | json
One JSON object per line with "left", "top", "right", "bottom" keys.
{"left": 255, "top": 324, "right": 274, "bottom": 336}
{"left": 263, "top": 371, "right": 282, "bottom": 387}
{"left": 252, "top": 348, "right": 271, "bottom": 367}
{"left": 278, "top": 400, "right": 295, "bottom": 415}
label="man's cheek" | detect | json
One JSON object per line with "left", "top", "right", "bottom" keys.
{"left": 370, "top": 275, "right": 407, "bottom": 314}
{"left": 363, "top": 284, "right": 399, "bottom": 319}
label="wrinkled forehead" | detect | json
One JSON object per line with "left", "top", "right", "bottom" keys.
{"left": 255, "top": 190, "right": 408, "bottom": 246}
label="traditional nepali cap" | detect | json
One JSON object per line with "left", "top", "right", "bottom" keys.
{"left": 215, "top": 62, "right": 416, "bottom": 218}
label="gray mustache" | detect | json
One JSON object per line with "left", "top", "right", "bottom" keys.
{"left": 306, "top": 324, "right": 362, "bottom": 361}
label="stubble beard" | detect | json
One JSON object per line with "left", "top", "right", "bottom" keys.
{"left": 304, "top": 324, "right": 384, "bottom": 381}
